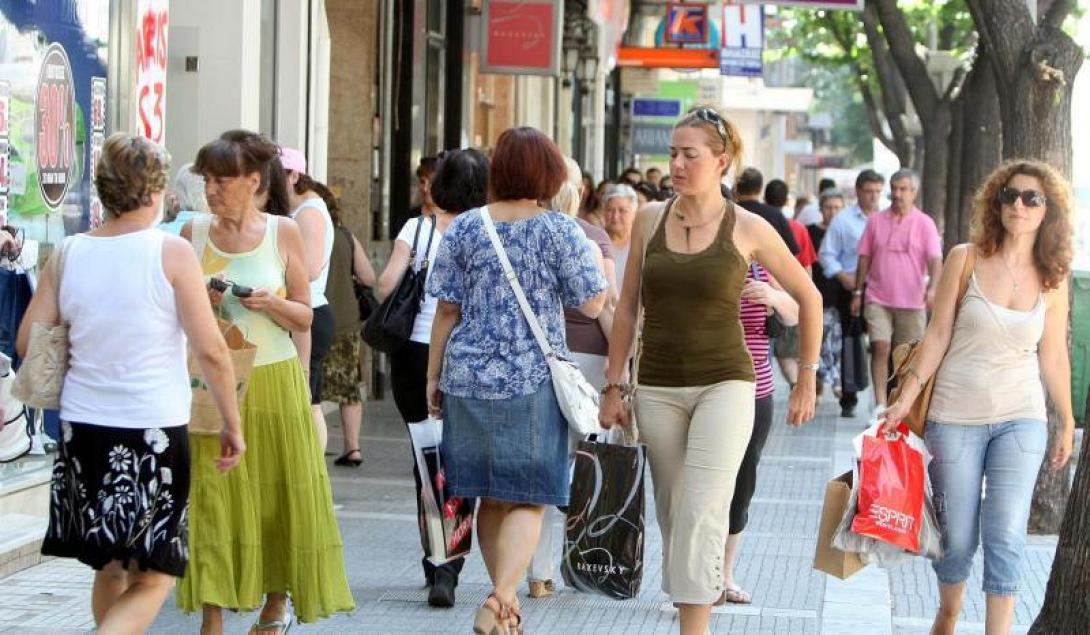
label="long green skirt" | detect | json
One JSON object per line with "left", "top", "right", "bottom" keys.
{"left": 178, "top": 358, "right": 355, "bottom": 622}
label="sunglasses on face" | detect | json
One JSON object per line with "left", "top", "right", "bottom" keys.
{"left": 694, "top": 108, "right": 728, "bottom": 145}
{"left": 997, "top": 186, "right": 1047, "bottom": 209}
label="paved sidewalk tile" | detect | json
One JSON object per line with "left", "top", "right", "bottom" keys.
{"left": 0, "top": 382, "right": 1060, "bottom": 633}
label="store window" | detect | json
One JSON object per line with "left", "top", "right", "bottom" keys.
{"left": 0, "top": 2, "right": 112, "bottom": 246}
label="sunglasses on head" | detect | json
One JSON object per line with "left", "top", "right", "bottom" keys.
{"left": 997, "top": 186, "right": 1047, "bottom": 209}
{"left": 693, "top": 108, "right": 728, "bottom": 145}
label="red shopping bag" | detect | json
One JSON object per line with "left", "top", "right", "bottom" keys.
{"left": 851, "top": 423, "right": 926, "bottom": 553}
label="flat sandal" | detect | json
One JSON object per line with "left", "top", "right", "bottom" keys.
{"left": 473, "top": 593, "right": 508, "bottom": 635}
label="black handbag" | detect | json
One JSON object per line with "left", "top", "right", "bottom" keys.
{"left": 353, "top": 280, "right": 379, "bottom": 323}
{"left": 362, "top": 217, "right": 436, "bottom": 353}
{"left": 841, "top": 316, "right": 870, "bottom": 393}
{"left": 750, "top": 263, "right": 785, "bottom": 338}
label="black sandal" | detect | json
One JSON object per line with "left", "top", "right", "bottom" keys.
{"left": 334, "top": 449, "right": 363, "bottom": 466}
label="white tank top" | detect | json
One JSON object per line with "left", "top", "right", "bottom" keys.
{"left": 291, "top": 197, "right": 334, "bottom": 308}
{"left": 929, "top": 273, "right": 1048, "bottom": 425}
{"left": 59, "top": 230, "right": 191, "bottom": 429}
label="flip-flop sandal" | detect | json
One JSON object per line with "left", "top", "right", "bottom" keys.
{"left": 250, "top": 606, "right": 294, "bottom": 634}
{"left": 721, "top": 587, "right": 752, "bottom": 605}
{"left": 334, "top": 449, "right": 363, "bottom": 466}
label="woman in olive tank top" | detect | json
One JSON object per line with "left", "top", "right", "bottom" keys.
{"left": 599, "top": 107, "right": 823, "bottom": 635}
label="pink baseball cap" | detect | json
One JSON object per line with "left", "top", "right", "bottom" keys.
{"left": 279, "top": 146, "right": 306, "bottom": 173}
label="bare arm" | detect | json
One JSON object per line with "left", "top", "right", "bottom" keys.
{"left": 596, "top": 257, "right": 618, "bottom": 342}
{"left": 351, "top": 235, "right": 377, "bottom": 287}
{"left": 925, "top": 256, "right": 943, "bottom": 309}
{"left": 426, "top": 300, "right": 462, "bottom": 418}
{"left": 576, "top": 245, "right": 609, "bottom": 318}
{"left": 238, "top": 217, "right": 313, "bottom": 331}
{"left": 294, "top": 205, "right": 327, "bottom": 282}
{"left": 766, "top": 276, "right": 801, "bottom": 325}
{"left": 748, "top": 215, "right": 822, "bottom": 426}
{"left": 16, "top": 253, "right": 61, "bottom": 358}
{"left": 1039, "top": 279, "right": 1076, "bottom": 468}
{"left": 376, "top": 240, "right": 412, "bottom": 300}
{"left": 850, "top": 255, "right": 873, "bottom": 315}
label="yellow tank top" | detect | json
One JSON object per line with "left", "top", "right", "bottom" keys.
{"left": 191, "top": 215, "right": 297, "bottom": 367}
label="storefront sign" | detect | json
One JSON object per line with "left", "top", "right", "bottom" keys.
{"left": 633, "top": 98, "right": 682, "bottom": 118}
{"left": 90, "top": 77, "right": 107, "bottom": 228}
{"left": 134, "top": 0, "right": 169, "bottom": 144}
{"left": 480, "top": 1, "right": 561, "bottom": 76}
{"left": 35, "top": 44, "right": 77, "bottom": 212}
{"left": 631, "top": 123, "right": 674, "bottom": 155}
{"left": 664, "top": 3, "right": 709, "bottom": 45}
{"left": 720, "top": 4, "right": 763, "bottom": 78}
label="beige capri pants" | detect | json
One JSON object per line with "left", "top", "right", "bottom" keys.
{"left": 635, "top": 379, "right": 755, "bottom": 604}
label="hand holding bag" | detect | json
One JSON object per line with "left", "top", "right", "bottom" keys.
{"left": 479, "top": 207, "right": 601, "bottom": 436}
{"left": 12, "top": 239, "right": 72, "bottom": 409}
{"left": 362, "top": 217, "right": 435, "bottom": 353}
{"left": 851, "top": 422, "right": 927, "bottom": 553}
{"left": 407, "top": 417, "right": 475, "bottom": 564}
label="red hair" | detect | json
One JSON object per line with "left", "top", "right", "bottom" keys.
{"left": 489, "top": 127, "right": 567, "bottom": 202}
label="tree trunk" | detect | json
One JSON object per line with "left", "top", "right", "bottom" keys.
{"left": 953, "top": 49, "right": 1002, "bottom": 246}
{"left": 1028, "top": 396, "right": 1071, "bottom": 534}
{"left": 919, "top": 105, "right": 952, "bottom": 235}
{"left": 1029, "top": 386, "right": 1090, "bottom": 633}
{"left": 943, "top": 95, "right": 964, "bottom": 251}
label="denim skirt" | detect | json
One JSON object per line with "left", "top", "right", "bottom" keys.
{"left": 441, "top": 380, "right": 570, "bottom": 506}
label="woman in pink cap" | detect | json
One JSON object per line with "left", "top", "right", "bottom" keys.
{"left": 280, "top": 147, "right": 337, "bottom": 453}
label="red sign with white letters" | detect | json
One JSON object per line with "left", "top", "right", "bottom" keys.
{"left": 133, "top": 0, "right": 168, "bottom": 144}
{"left": 481, "top": 1, "right": 560, "bottom": 75}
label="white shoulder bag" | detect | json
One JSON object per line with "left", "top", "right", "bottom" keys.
{"left": 479, "top": 207, "right": 601, "bottom": 436}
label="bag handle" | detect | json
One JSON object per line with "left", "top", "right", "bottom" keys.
{"left": 49, "top": 238, "right": 72, "bottom": 324}
{"left": 479, "top": 206, "right": 557, "bottom": 360}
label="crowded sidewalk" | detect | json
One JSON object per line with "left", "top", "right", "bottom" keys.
{"left": 0, "top": 381, "right": 1055, "bottom": 634}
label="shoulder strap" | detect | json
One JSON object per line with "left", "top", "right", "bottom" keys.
{"left": 419, "top": 217, "right": 437, "bottom": 271}
{"left": 640, "top": 198, "right": 671, "bottom": 263}
{"left": 479, "top": 206, "right": 556, "bottom": 360}
{"left": 408, "top": 216, "right": 425, "bottom": 261}
{"left": 52, "top": 237, "right": 72, "bottom": 323}
{"left": 954, "top": 244, "right": 976, "bottom": 308}
{"left": 190, "top": 214, "right": 212, "bottom": 260}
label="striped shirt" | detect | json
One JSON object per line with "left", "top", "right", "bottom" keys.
{"left": 741, "top": 264, "right": 775, "bottom": 399}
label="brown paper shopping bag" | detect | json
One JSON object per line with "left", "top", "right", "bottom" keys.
{"left": 813, "top": 471, "right": 866, "bottom": 580}
{"left": 188, "top": 319, "right": 256, "bottom": 435}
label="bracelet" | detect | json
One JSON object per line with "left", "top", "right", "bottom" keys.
{"left": 601, "top": 382, "right": 633, "bottom": 397}
{"left": 800, "top": 362, "right": 819, "bottom": 372}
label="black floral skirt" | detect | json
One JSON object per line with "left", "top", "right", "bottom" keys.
{"left": 41, "top": 421, "right": 191, "bottom": 577}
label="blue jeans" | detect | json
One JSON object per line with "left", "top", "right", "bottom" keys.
{"left": 925, "top": 419, "right": 1048, "bottom": 596}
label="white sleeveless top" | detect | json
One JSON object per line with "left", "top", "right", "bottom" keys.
{"left": 59, "top": 230, "right": 191, "bottom": 429}
{"left": 929, "top": 273, "right": 1048, "bottom": 425}
{"left": 290, "top": 197, "right": 334, "bottom": 308}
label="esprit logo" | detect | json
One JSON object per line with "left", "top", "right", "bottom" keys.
{"left": 870, "top": 503, "right": 916, "bottom": 533}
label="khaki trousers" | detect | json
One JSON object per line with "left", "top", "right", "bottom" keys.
{"left": 635, "top": 380, "right": 755, "bottom": 604}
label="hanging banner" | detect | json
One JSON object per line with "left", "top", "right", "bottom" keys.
{"left": 480, "top": 1, "right": 562, "bottom": 76}
{"left": 133, "top": 0, "right": 169, "bottom": 144}
{"left": 720, "top": 4, "right": 764, "bottom": 78}
{"left": 35, "top": 44, "right": 77, "bottom": 212}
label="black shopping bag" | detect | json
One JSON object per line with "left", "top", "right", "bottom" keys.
{"left": 562, "top": 435, "right": 646, "bottom": 600}
{"left": 408, "top": 419, "right": 475, "bottom": 565}
{"left": 841, "top": 316, "right": 870, "bottom": 393}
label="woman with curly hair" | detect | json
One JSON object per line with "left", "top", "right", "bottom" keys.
{"left": 881, "top": 160, "right": 1076, "bottom": 635}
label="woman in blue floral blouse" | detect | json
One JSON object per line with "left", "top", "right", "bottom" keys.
{"left": 426, "top": 127, "right": 608, "bottom": 634}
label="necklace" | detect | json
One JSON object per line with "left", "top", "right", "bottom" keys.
{"left": 999, "top": 255, "right": 1023, "bottom": 292}
{"left": 673, "top": 199, "right": 727, "bottom": 250}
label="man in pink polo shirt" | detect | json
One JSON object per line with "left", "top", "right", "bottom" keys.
{"left": 850, "top": 169, "right": 943, "bottom": 417}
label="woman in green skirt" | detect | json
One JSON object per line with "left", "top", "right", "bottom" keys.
{"left": 177, "top": 130, "right": 354, "bottom": 633}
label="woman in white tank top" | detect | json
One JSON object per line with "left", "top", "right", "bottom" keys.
{"left": 280, "top": 147, "right": 336, "bottom": 453}
{"left": 16, "top": 134, "right": 243, "bottom": 634}
{"left": 880, "top": 161, "right": 1077, "bottom": 635}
